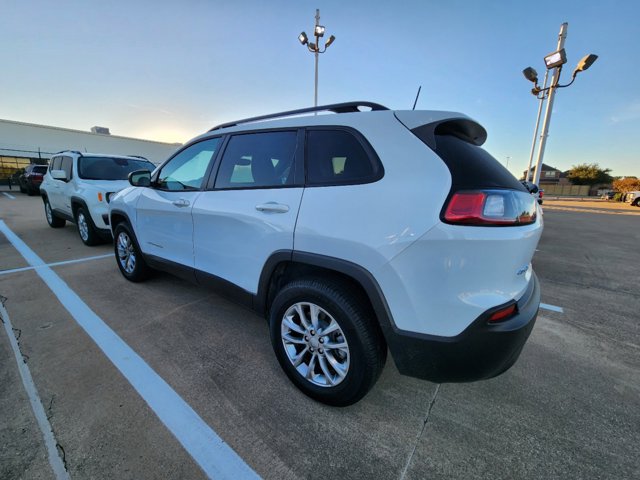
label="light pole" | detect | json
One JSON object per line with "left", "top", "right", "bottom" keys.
{"left": 522, "top": 22, "right": 598, "bottom": 185}
{"left": 298, "top": 9, "right": 336, "bottom": 107}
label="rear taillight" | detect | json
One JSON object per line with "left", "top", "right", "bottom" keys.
{"left": 443, "top": 190, "right": 537, "bottom": 226}
{"left": 488, "top": 303, "right": 517, "bottom": 322}
{"left": 539, "top": 191, "right": 544, "bottom": 198}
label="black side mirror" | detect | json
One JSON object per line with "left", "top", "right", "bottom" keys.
{"left": 521, "top": 181, "right": 538, "bottom": 194}
{"left": 129, "top": 169, "right": 151, "bottom": 187}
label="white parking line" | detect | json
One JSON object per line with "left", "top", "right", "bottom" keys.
{"left": 1, "top": 301, "right": 70, "bottom": 480}
{"left": 2, "top": 192, "right": 16, "bottom": 199}
{"left": 540, "top": 303, "right": 564, "bottom": 313}
{"left": 0, "top": 221, "right": 259, "bottom": 480}
{"left": 0, "top": 254, "right": 113, "bottom": 276}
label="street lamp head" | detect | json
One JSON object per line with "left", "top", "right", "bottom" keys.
{"left": 325, "top": 35, "right": 336, "bottom": 48}
{"left": 544, "top": 48, "right": 567, "bottom": 69}
{"left": 573, "top": 53, "right": 598, "bottom": 77}
{"left": 298, "top": 32, "right": 308, "bottom": 45}
{"left": 523, "top": 67, "right": 538, "bottom": 83}
{"left": 314, "top": 25, "right": 325, "bottom": 37}
{"left": 308, "top": 42, "right": 317, "bottom": 51}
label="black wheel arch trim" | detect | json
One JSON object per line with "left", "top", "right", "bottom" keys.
{"left": 257, "top": 250, "right": 540, "bottom": 382}
{"left": 109, "top": 209, "right": 134, "bottom": 232}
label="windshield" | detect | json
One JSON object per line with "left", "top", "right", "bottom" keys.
{"left": 78, "top": 156, "right": 155, "bottom": 180}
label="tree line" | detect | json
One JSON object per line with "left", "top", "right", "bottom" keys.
{"left": 565, "top": 163, "right": 639, "bottom": 192}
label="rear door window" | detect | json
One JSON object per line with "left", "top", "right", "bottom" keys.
{"left": 306, "top": 129, "right": 381, "bottom": 185}
{"left": 214, "top": 131, "right": 298, "bottom": 189}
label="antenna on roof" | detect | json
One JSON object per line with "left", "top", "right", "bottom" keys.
{"left": 412, "top": 86, "right": 422, "bottom": 110}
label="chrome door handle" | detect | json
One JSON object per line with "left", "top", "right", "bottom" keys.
{"left": 172, "top": 198, "right": 190, "bottom": 208}
{"left": 255, "top": 202, "right": 289, "bottom": 213}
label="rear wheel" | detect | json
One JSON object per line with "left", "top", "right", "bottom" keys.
{"left": 114, "top": 223, "right": 151, "bottom": 282}
{"left": 269, "top": 278, "right": 386, "bottom": 406}
{"left": 44, "top": 198, "right": 66, "bottom": 228}
{"left": 75, "top": 207, "right": 100, "bottom": 246}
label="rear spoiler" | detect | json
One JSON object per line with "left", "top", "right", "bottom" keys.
{"left": 394, "top": 111, "right": 487, "bottom": 149}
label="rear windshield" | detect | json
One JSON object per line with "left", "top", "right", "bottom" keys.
{"left": 78, "top": 157, "right": 155, "bottom": 180}
{"left": 32, "top": 166, "right": 48, "bottom": 174}
{"left": 412, "top": 129, "right": 526, "bottom": 192}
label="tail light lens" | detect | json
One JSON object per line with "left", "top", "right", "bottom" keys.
{"left": 444, "top": 190, "right": 537, "bottom": 226}
{"left": 488, "top": 303, "right": 517, "bottom": 322}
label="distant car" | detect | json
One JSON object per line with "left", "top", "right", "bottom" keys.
{"left": 601, "top": 191, "right": 618, "bottom": 200}
{"left": 40, "top": 151, "right": 156, "bottom": 245}
{"left": 625, "top": 191, "right": 640, "bottom": 206}
{"left": 19, "top": 164, "right": 48, "bottom": 195}
{"left": 521, "top": 181, "right": 543, "bottom": 204}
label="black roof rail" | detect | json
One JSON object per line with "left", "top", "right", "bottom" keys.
{"left": 54, "top": 150, "right": 83, "bottom": 156}
{"left": 209, "top": 101, "right": 389, "bottom": 131}
{"left": 126, "top": 155, "right": 148, "bottom": 160}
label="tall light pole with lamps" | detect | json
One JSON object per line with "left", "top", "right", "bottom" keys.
{"left": 298, "top": 9, "right": 336, "bottom": 107}
{"left": 522, "top": 22, "right": 598, "bottom": 185}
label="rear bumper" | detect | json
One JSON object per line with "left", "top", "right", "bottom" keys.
{"left": 385, "top": 272, "right": 540, "bottom": 382}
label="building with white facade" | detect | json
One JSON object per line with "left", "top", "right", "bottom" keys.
{"left": 0, "top": 118, "right": 181, "bottom": 182}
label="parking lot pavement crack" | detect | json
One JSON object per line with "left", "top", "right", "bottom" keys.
{"left": 47, "top": 395, "right": 56, "bottom": 421}
{"left": 399, "top": 383, "right": 441, "bottom": 480}
{"left": 55, "top": 442, "right": 68, "bottom": 472}
{"left": 0, "top": 299, "right": 71, "bottom": 480}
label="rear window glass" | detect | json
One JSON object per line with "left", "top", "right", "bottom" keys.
{"left": 306, "top": 130, "right": 381, "bottom": 185}
{"left": 78, "top": 157, "right": 155, "bottom": 180}
{"left": 414, "top": 131, "right": 526, "bottom": 192}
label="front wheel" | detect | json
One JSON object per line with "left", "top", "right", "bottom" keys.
{"left": 44, "top": 199, "right": 66, "bottom": 228}
{"left": 75, "top": 207, "right": 100, "bottom": 246}
{"left": 113, "top": 223, "right": 151, "bottom": 282}
{"left": 269, "top": 279, "right": 386, "bottom": 406}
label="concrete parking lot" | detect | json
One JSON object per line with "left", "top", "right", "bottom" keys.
{"left": 1, "top": 192, "right": 638, "bottom": 479}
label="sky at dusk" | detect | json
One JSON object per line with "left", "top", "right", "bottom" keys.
{"left": 1, "top": 0, "right": 638, "bottom": 177}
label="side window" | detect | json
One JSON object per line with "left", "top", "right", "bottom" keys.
{"left": 214, "top": 131, "right": 297, "bottom": 189}
{"left": 157, "top": 138, "right": 220, "bottom": 191}
{"left": 306, "top": 130, "right": 379, "bottom": 185}
{"left": 60, "top": 156, "right": 73, "bottom": 179}
{"left": 50, "top": 156, "right": 61, "bottom": 172}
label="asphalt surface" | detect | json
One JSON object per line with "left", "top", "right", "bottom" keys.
{"left": 1, "top": 193, "right": 638, "bottom": 479}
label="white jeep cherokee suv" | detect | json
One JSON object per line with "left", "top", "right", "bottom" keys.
{"left": 40, "top": 151, "right": 156, "bottom": 245}
{"left": 109, "top": 102, "right": 543, "bottom": 406}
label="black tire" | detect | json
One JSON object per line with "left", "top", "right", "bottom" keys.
{"left": 19, "top": 183, "right": 26, "bottom": 194}
{"left": 43, "top": 198, "right": 66, "bottom": 228}
{"left": 75, "top": 206, "right": 100, "bottom": 246}
{"left": 269, "top": 278, "right": 386, "bottom": 406}
{"left": 113, "top": 222, "right": 152, "bottom": 282}
{"left": 27, "top": 184, "right": 36, "bottom": 196}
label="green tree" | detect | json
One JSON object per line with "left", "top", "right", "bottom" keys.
{"left": 566, "top": 163, "right": 613, "bottom": 186}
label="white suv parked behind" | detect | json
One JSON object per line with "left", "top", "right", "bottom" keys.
{"left": 109, "top": 102, "right": 543, "bottom": 406}
{"left": 40, "top": 151, "right": 156, "bottom": 245}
